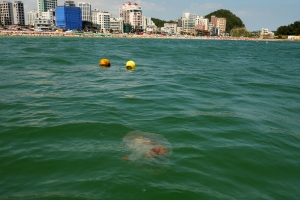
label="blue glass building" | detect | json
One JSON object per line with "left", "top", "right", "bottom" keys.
{"left": 56, "top": 6, "right": 82, "bottom": 30}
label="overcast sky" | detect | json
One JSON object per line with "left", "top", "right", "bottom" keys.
{"left": 23, "top": 0, "right": 300, "bottom": 31}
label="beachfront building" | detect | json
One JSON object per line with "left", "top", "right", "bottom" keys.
{"left": 78, "top": 2, "right": 91, "bottom": 22}
{"left": 34, "top": 17, "right": 52, "bottom": 30}
{"left": 163, "top": 22, "right": 177, "bottom": 34}
{"left": 56, "top": 6, "right": 82, "bottom": 30}
{"left": 37, "top": 0, "right": 57, "bottom": 16}
{"left": 216, "top": 17, "right": 226, "bottom": 34}
{"left": 142, "top": 15, "right": 146, "bottom": 31}
{"left": 64, "top": 0, "right": 75, "bottom": 7}
{"left": 91, "top": 9, "right": 98, "bottom": 24}
{"left": 40, "top": 8, "right": 55, "bottom": 27}
{"left": 211, "top": 15, "right": 217, "bottom": 27}
{"left": 119, "top": 2, "right": 142, "bottom": 29}
{"left": 145, "top": 17, "right": 157, "bottom": 33}
{"left": 207, "top": 22, "right": 213, "bottom": 34}
{"left": 209, "top": 15, "right": 226, "bottom": 35}
{"left": 110, "top": 17, "right": 123, "bottom": 33}
{"left": 182, "top": 12, "right": 196, "bottom": 33}
{"left": 141, "top": 16, "right": 157, "bottom": 33}
{"left": 0, "top": 1, "right": 13, "bottom": 25}
{"left": 91, "top": 9, "right": 110, "bottom": 32}
{"left": 12, "top": 1, "right": 24, "bottom": 25}
{"left": 27, "top": 9, "right": 39, "bottom": 26}
{"left": 260, "top": 28, "right": 274, "bottom": 38}
{"left": 195, "top": 16, "right": 208, "bottom": 31}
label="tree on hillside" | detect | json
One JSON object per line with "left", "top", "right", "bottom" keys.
{"left": 276, "top": 21, "right": 300, "bottom": 35}
{"left": 204, "top": 9, "right": 245, "bottom": 32}
{"left": 151, "top": 18, "right": 175, "bottom": 28}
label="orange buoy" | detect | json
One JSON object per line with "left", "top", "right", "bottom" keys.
{"left": 99, "top": 58, "right": 111, "bottom": 67}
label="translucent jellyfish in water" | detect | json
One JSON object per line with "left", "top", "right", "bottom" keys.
{"left": 122, "top": 131, "right": 172, "bottom": 173}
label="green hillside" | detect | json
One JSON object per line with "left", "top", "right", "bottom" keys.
{"left": 204, "top": 9, "right": 245, "bottom": 32}
{"left": 151, "top": 18, "right": 175, "bottom": 28}
{"left": 276, "top": 21, "right": 300, "bottom": 35}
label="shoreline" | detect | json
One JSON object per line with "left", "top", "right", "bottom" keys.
{"left": 1, "top": 30, "right": 299, "bottom": 42}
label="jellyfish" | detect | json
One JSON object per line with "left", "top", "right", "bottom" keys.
{"left": 122, "top": 131, "right": 172, "bottom": 173}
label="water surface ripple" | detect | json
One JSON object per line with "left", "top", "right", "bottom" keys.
{"left": 0, "top": 37, "right": 300, "bottom": 199}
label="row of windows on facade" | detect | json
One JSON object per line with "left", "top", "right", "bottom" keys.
{"left": 0, "top": 5, "right": 11, "bottom": 8}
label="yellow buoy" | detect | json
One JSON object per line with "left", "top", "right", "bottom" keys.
{"left": 99, "top": 58, "right": 111, "bottom": 67}
{"left": 126, "top": 60, "right": 136, "bottom": 70}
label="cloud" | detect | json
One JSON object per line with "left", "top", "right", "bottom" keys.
{"left": 190, "top": 3, "right": 222, "bottom": 10}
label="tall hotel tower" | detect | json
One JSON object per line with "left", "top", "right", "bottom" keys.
{"left": 37, "top": 0, "right": 57, "bottom": 15}
{"left": 78, "top": 2, "right": 91, "bottom": 22}
{"left": 12, "top": 1, "right": 25, "bottom": 25}
{"left": 0, "top": 1, "right": 13, "bottom": 25}
{"left": 119, "top": 2, "right": 142, "bottom": 28}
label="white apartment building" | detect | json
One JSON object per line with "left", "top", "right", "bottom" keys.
{"left": 110, "top": 17, "right": 123, "bottom": 33}
{"left": 91, "top": 9, "right": 97, "bottom": 24}
{"left": 40, "top": 8, "right": 55, "bottom": 26}
{"left": 27, "top": 9, "right": 39, "bottom": 26}
{"left": 119, "top": 2, "right": 142, "bottom": 28}
{"left": 64, "top": 0, "right": 75, "bottom": 7}
{"left": 195, "top": 16, "right": 208, "bottom": 31}
{"left": 34, "top": 17, "right": 52, "bottom": 29}
{"left": 216, "top": 18, "right": 226, "bottom": 34}
{"left": 12, "top": 1, "right": 24, "bottom": 25}
{"left": 182, "top": 12, "right": 196, "bottom": 33}
{"left": 261, "top": 28, "right": 274, "bottom": 37}
{"left": 142, "top": 15, "right": 146, "bottom": 30}
{"left": 145, "top": 17, "right": 157, "bottom": 33}
{"left": 163, "top": 23, "right": 177, "bottom": 34}
{"left": 91, "top": 9, "right": 110, "bottom": 32}
{"left": 37, "top": 0, "right": 57, "bottom": 16}
{"left": 78, "top": 2, "right": 91, "bottom": 22}
{"left": 261, "top": 28, "right": 270, "bottom": 35}
{"left": 141, "top": 16, "right": 156, "bottom": 32}
{"left": 0, "top": 1, "right": 13, "bottom": 25}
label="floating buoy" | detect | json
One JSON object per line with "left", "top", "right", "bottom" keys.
{"left": 126, "top": 60, "right": 136, "bottom": 70}
{"left": 99, "top": 58, "right": 111, "bottom": 67}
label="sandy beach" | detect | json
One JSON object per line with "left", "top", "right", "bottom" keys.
{"left": 0, "top": 30, "right": 298, "bottom": 42}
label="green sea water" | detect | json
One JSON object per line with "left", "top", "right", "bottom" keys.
{"left": 0, "top": 36, "right": 300, "bottom": 199}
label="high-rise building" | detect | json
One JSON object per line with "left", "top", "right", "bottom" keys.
{"left": 211, "top": 15, "right": 217, "bottom": 27}
{"left": 195, "top": 16, "right": 208, "bottom": 31}
{"left": 182, "top": 12, "right": 196, "bottom": 33}
{"left": 0, "top": 1, "right": 13, "bottom": 25}
{"left": 119, "top": 2, "right": 142, "bottom": 29}
{"left": 37, "top": 0, "right": 57, "bottom": 16}
{"left": 209, "top": 15, "right": 226, "bottom": 35}
{"left": 27, "top": 9, "right": 39, "bottom": 26}
{"left": 40, "top": 8, "right": 55, "bottom": 26}
{"left": 56, "top": 6, "right": 82, "bottom": 30}
{"left": 163, "top": 23, "right": 177, "bottom": 34}
{"left": 12, "top": 1, "right": 24, "bottom": 25}
{"left": 110, "top": 17, "right": 123, "bottom": 33}
{"left": 141, "top": 17, "right": 156, "bottom": 33}
{"left": 78, "top": 2, "right": 91, "bottom": 22}
{"left": 216, "top": 18, "right": 226, "bottom": 34}
{"left": 91, "top": 9, "right": 110, "bottom": 32}
{"left": 64, "top": 0, "right": 75, "bottom": 7}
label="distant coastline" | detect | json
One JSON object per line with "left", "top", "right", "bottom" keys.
{"left": 1, "top": 30, "right": 299, "bottom": 42}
